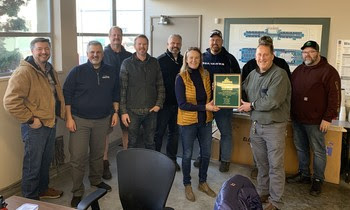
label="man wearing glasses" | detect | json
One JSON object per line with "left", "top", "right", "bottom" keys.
{"left": 287, "top": 41, "right": 341, "bottom": 197}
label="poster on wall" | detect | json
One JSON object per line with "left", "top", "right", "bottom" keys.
{"left": 336, "top": 39, "right": 350, "bottom": 96}
{"left": 223, "top": 18, "right": 330, "bottom": 72}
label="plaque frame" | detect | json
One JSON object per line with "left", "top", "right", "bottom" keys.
{"left": 213, "top": 74, "right": 241, "bottom": 108}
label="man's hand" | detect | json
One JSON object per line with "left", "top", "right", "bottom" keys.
{"left": 29, "top": 117, "right": 42, "bottom": 129}
{"left": 111, "top": 113, "right": 119, "bottom": 127}
{"left": 320, "top": 120, "right": 331, "bottom": 132}
{"left": 238, "top": 99, "right": 252, "bottom": 112}
{"left": 122, "top": 114, "right": 131, "bottom": 127}
{"left": 149, "top": 106, "right": 160, "bottom": 112}
{"left": 205, "top": 100, "right": 220, "bottom": 112}
{"left": 66, "top": 118, "right": 77, "bottom": 132}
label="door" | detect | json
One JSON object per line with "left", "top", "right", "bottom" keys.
{"left": 150, "top": 15, "right": 201, "bottom": 57}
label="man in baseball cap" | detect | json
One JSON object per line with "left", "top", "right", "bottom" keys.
{"left": 301, "top": 40, "right": 320, "bottom": 51}
{"left": 287, "top": 40, "right": 340, "bottom": 197}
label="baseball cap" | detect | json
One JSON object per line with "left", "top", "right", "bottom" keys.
{"left": 301, "top": 40, "right": 320, "bottom": 51}
{"left": 210, "top": 29, "right": 222, "bottom": 38}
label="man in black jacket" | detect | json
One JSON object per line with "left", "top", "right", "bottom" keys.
{"left": 241, "top": 36, "right": 291, "bottom": 82}
{"left": 196, "top": 29, "right": 241, "bottom": 172}
{"left": 154, "top": 34, "right": 183, "bottom": 171}
{"left": 102, "top": 26, "right": 132, "bottom": 180}
{"left": 64, "top": 41, "right": 118, "bottom": 207}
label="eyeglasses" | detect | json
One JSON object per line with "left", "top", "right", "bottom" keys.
{"left": 302, "top": 50, "right": 318, "bottom": 55}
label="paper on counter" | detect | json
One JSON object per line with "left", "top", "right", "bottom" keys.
{"left": 16, "top": 203, "right": 39, "bottom": 210}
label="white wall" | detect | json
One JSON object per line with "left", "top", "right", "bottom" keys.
{"left": 146, "top": 0, "right": 350, "bottom": 67}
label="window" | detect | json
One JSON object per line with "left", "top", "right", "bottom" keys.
{"left": 0, "top": 0, "right": 51, "bottom": 77}
{"left": 76, "top": 0, "right": 144, "bottom": 64}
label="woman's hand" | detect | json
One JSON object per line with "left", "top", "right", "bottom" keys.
{"left": 205, "top": 100, "right": 220, "bottom": 112}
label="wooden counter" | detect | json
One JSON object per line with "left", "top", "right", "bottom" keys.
{"left": 5, "top": 196, "right": 74, "bottom": 210}
{"left": 229, "top": 113, "right": 345, "bottom": 184}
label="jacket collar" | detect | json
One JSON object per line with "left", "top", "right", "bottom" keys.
{"left": 86, "top": 59, "right": 107, "bottom": 72}
{"left": 205, "top": 46, "right": 229, "bottom": 56}
{"left": 165, "top": 49, "right": 182, "bottom": 64}
{"left": 104, "top": 44, "right": 128, "bottom": 54}
{"left": 132, "top": 52, "right": 150, "bottom": 63}
{"left": 24, "top": 56, "right": 53, "bottom": 74}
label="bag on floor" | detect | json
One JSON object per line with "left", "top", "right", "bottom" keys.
{"left": 214, "top": 174, "right": 262, "bottom": 210}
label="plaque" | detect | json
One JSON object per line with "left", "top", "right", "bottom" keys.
{"left": 213, "top": 74, "right": 241, "bottom": 108}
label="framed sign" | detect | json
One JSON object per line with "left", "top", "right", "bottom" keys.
{"left": 213, "top": 74, "right": 241, "bottom": 108}
{"left": 223, "top": 18, "right": 330, "bottom": 71}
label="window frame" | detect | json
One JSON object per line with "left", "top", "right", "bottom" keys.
{"left": 0, "top": 0, "right": 54, "bottom": 79}
{"left": 76, "top": 0, "right": 144, "bottom": 63}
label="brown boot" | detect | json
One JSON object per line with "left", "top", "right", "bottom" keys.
{"left": 102, "top": 160, "right": 112, "bottom": 180}
{"left": 198, "top": 182, "right": 216, "bottom": 197}
{"left": 185, "top": 185, "right": 195, "bottom": 202}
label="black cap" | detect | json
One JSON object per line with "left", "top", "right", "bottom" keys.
{"left": 210, "top": 29, "right": 222, "bottom": 38}
{"left": 301, "top": 40, "right": 320, "bottom": 51}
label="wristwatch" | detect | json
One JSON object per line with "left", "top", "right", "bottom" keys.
{"left": 250, "top": 102, "right": 255, "bottom": 110}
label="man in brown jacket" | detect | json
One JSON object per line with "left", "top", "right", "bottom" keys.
{"left": 3, "top": 38, "right": 65, "bottom": 200}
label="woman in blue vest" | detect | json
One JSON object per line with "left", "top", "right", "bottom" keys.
{"left": 175, "top": 47, "right": 220, "bottom": 202}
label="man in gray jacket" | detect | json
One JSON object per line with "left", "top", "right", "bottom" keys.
{"left": 120, "top": 35, "right": 165, "bottom": 149}
{"left": 238, "top": 41, "right": 291, "bottom": 210}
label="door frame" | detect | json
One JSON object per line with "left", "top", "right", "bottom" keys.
{"left": 150, "top": 15, "right": 202, "bottom": 56}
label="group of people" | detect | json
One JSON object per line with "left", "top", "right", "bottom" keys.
{"left": 3, "top": 26, "right": 340, "bottom": 210}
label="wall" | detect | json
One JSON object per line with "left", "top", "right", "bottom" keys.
{"left": 146, "top": 0, "right": 350, "bottom": 66}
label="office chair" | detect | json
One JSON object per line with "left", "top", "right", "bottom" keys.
{"left": 77, "top": 188, "right": 107, "bottom": 210}
{"left": 116, "top": 148, "right": 176, "bottom": 210}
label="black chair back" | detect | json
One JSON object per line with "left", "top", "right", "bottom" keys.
{"left": 116, "top": 148, "right": 176, "bottom": 210}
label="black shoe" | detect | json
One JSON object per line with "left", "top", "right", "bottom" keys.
{"left": 219, "top": 161, "right": 230, "bottom": 172}
{"left": 193, "top": 157, "right": 201, "bottom": 168}
{"left": 310, "top": 179, "right": 322, "bottom": 196}
{"left": 102, "top": 160, "right": 112, "bottom": 180}
{"left": 250, "top": 167, "right": 258, "bottom": 180}
{"left": 71, "top": 196, "right": 82, "bottom": 208}
{"left": 286, "top": 172, "right": 311, "bottom": 184}
{"left": 174, "top": 161, "right": 181, "bottom": 171}
{"left": 93, "top": 182, "right": 112, "bottom": 192}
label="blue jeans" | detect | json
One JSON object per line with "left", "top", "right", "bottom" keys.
{"left": 292, "top": 121, "right": 326, "bottom": 181}
{"left": 180, "top": 122, "right": 212, "bottom": 185}
{"left": 128, "top": 111, "right": 157, "bottom": 150}
{"left": 214, "top": 109, "right": 233, "bottom": 162}
{"left": 21, "top": 124, "right": 56, "bottom": 199}
{"left": 154, "top": 105, "right": 179, "bottom": 160}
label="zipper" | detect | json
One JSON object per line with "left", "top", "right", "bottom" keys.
{"left": 97, "top": 72, "right": 100, "bottom": 85}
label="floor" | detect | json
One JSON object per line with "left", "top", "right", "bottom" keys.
{"left": 39, "top": 145, "right": 350, "bottom": 210}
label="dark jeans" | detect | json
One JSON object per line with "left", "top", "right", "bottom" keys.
{"left": 292, "top": 121, "right": 326, "bottom": 181}
{"left": 214, "top": 109, "right": 233, "bottom": 162}
{"left": 21, "top": 124, "right": 56, "bottom": 199}
{"left": 154, "top": 105, "right": 179, "bottom": 160}
{"left": 128, "top": 111, "right": 157, "bottom": 150}
{"left": 180, "top": 122, "right": 212, "bottom": 185}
